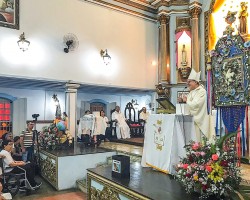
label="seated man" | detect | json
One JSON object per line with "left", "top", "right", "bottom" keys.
{"left": 139, "top": 107, "right": 149, "bottom": 123}
{"left": 12, "top": 136, "right": 22, "bottom": 161}
{"left": 111, "top": 106, "right": 130, "bottom": 139}
{"left": 0, "top": 140, "right": 41, "bottom": 189}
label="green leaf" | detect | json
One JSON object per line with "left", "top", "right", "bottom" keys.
{"left": 217, "top": 131, "right": 240, "bottom": 149}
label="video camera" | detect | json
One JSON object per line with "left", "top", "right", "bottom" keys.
{"left": 32, "top": 114, "right": 40, "bottom": 121}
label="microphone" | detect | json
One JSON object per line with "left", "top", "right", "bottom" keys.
{"left": 179, "top": 86, "right": 188, "bottom": 115}
{"left": 179, "top": 86, "right": 187, "bottom": 104}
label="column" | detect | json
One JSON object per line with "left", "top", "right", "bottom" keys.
{"left": 65, "top": 82, "right": 80, "bottom": 139}
{"left": 189, "top": 5, "right": 202, "bottom": 72}
{"left": 158, "top": 14, "right": 170, "bottom": 84}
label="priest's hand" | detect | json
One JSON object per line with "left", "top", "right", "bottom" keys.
{"left": 182, "top": 96, "right": 187, "bottom": 103}
{"left": 178, "top": 97, "right": 183, "bottom": 103}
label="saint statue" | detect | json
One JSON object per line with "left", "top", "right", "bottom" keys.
{"left": 239, "top": 2, "right": 248, "bottom": 35}
{"left": 181, "top": 44, "right": 187, "bottom": 66}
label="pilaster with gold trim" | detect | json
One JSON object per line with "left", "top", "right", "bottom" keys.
{"left": 158, "top": 14, "right": 170, "bottom": 84}
{"left": 189, "top": 3, "right": 202, "bottom": 73}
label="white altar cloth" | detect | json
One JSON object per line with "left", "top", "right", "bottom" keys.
{"left": 141, "top": 114, "right": 196, "bottom": 174}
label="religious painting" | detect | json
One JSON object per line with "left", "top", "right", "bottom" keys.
{"left": 212, "top": 34, "right": 250, "bottom": 106}
{"left": 112, "top": 160, "right": 121, "bottom": 173}
{"left": 0, "top": 0, "right": 19, "bottom": 29}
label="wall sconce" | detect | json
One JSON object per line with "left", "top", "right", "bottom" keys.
{"left": 100, "top": 49, "right": 111, "bottom": 65}
{"left": 17, "top": 32, "right": 30, "bottom": 52}
{"left": 131, "top": 99, "right": 139, "bottom": 110}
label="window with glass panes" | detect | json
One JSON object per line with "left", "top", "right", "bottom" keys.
{"left": 0, "top": 98, "right": 12, "bottom": 138}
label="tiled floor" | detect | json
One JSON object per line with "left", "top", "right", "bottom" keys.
{"left": 13, "top": 176, "right": 86, "bottom": 200}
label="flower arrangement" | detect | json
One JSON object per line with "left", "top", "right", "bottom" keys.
{"left": 175, "top": 137, "right": 241, "bottom": 199}
{"left": 38, "top": 122, "right": 73, "bottom": 150}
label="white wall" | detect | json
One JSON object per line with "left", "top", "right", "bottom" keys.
{"left": 0, "top": 0, "right": 158, "bottom": 89}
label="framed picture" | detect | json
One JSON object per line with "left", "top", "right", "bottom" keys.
{"left": 112, "top": 160, "right": 121, "bottom": 173}
{"left": 177, "top": 91, "right": 189, "bottom": 102}
{"left": 0, "top": 0, "right": 19, "bottom": 29}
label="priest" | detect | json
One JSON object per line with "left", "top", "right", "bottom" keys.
{"left": 178, "top": 69, "right": 214, "bottom": 142}
{"left": 111, "top": 106, "right": 130, "bottom": 139}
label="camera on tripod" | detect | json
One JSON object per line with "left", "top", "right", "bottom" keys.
{"left": 32, "top": 114, "right": 40, "bottom": 121}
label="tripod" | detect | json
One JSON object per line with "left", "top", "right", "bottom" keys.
{"left": 32, "top": 119, "right": 41, "bottom": 174}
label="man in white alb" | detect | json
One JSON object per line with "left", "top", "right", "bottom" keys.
{"left": 178, "top": 69, "right": 214, "bottom": 142}
{"left": 139, "top": 107, "right": 150, "bottom": 122}
{"left": 111, "top": 106, "right": 130, "bottom": 139}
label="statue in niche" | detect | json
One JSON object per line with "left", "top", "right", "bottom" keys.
{"left": 239, "top": 2, "right": 248, "bottom": 35}
{"left": 181, "top": 44, "right": 187, "bottom": 66}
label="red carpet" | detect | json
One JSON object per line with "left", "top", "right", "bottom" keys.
{"left": 36, "top": 192, "right": 86, "bottom": 200}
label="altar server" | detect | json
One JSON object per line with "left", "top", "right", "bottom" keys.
{"left": 178, "top": 69, "right": 214, "bottom": 141}
{"left": 111, "top": 106, "right": 130, "bottom": 139}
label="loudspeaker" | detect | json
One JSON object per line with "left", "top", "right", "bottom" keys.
{"left": 112, "top": 155, "right": 130, "bottom": 178}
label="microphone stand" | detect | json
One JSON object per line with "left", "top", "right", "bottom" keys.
{"left": 179, "top": 86, "right": 187, "bottom": 145}
{"left": 33, "top": 119, "right": 41, "bottom": 174}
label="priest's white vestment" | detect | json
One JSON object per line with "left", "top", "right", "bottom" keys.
{"left": 186, "top": 85, "right": 214, "bottom": 141}
{"left": 111, "top": 111, "right": 130, "bottom": 139}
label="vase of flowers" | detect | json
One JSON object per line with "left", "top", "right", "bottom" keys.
{"left": 175, "top": 136, "right": 241, "bottom": 199}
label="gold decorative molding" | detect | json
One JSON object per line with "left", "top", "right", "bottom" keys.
{"left": 114, "top": 0, "right": 157, "bottom": 14}
{"left": 154, "top": 0, "right": 189, "bottom": 8}
{"left": 90, "top": 186, "right": 120, "bottom": 200}
{"left": 87, "top": 171, "right": 150, "bottom": 200}
{"left": 158, "top": 9, "right": 189, "bottom": 16}
{"left": 208, "top": 0, "right": 216, "bottom": 13}
{"left": 40, "top": 150, "right": 58, "bottom": 190}
{"left": 40, "top": 156, "right": 57, "bottom": 189}
{"left": 82, "top": 0, "right": 157, "bottom": 22}
{"left": 175, "top": 16, "right": 191, "bottom": 33}
{"left": 189, "top": 1, "right": 202, "bottom": 8}
{"left": 158, "top": 14, "right": 170, "bottom": 24}
{"left": 204, "top": 11, "right": 210, "bottom": 53}
{"left": 189, "top": 6, "right": 202, "bottom": 18}
{"left": 82, "top": 0, "right": 191, "bottom": 21}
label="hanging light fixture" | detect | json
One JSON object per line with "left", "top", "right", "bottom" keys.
{"left": 100, "top": 49, "right": 111, "bottom": 65}
{"left": 17, "top": 32, "right": 30, "bottom": 52}
{"left": 131, "top": 99, "right": 139, "bottom": 110}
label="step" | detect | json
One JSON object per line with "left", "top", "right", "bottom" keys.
{"left": 76, "top": 179, "right": 87, "bottom": 193}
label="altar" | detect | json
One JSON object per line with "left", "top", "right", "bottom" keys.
{"left": 141, "top": 114, "right": 196, "bottom": 174}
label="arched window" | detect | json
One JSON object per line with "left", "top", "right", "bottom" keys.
{"left": 0, "top": 98, "right": 12, "bottom": 137}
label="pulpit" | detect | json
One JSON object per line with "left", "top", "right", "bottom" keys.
{"left": 141, "top": 114, "right": 196, "bottom": 174}
{"left": 156, "top": 98, "right": 176, "bottom": 114}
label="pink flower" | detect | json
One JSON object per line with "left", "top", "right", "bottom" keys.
{"left": 212, "top": 154, "right": 219, "bottom": 161}
{"left": 194, "top": 152, "right": 201, "bottom": 156}
{"left": 199, "top": 165, "right": 205, "bottom": 170}
{"left": 192, "top": 142, "right": 200, "bottom": 150}
{"left": 206, "top": 165, "right": 212, "bottom": 172}
{"left": 183, "top": 164, "right": 189, "bottom": 169}
{"left": 200, "top": 152, "right": 206, "bottom": 156}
